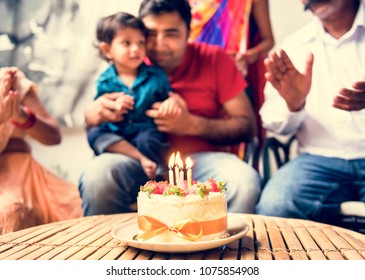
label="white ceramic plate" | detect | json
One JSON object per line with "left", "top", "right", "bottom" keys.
{"left": 111, "top": 213, "right": 249, "bottom": 253}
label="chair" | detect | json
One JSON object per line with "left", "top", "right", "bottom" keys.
{"left": 259, "top": 134, "right": 365, "bottom": 234}
{"left": 258, "top": 134, "right": 296, "bottom": 185}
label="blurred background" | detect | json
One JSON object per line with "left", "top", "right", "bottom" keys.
{"left": 0, "top": 0, "right": 142, "bottom": 127}
{"left": 0, "top": 0, "right": 313, "bottom": 184}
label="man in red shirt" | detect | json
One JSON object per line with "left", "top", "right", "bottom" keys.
{"left": 80, "top": 0, "right": 261, "bottom": 215}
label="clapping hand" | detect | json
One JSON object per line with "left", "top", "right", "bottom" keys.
{"left": 264, "top": 49, "right": 314, "bottom": 111}
{"left": 0, "top": 67, "right": 28, "bottom": 124}
{"left": 333, "top": 77, "right": 365, "bottom": 111}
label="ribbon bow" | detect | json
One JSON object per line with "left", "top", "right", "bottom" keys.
{"left": 137, "top": 215, "right": 203, "bottom": 241}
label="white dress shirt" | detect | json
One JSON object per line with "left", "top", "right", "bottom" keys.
{"left": 260, "top": 0, "right": 365, "bottom": 160}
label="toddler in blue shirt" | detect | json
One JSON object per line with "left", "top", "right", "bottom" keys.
{"left": 88, "top": 12, "right": 181, "bottom": 179}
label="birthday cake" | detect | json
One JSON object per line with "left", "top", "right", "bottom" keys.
{"left": 136, "top": 178, "right": 228, "bottom": 243}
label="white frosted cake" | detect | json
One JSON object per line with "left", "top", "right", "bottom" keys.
{"left": 136, "top": 179, "right": 228, "bottom": 243}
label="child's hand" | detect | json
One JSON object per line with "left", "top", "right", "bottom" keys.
{"left": 158, "top": 95, "right": 182, "bottom": 117}
{"left": 116, "top": 93, "right": 134, "bottom": 115}
{"left": 140, "top": 155, "right": 157, "bottom": 179}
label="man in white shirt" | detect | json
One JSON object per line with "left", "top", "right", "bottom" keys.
{"left": 256, "top": 0, "right": 365, "bottom": 225}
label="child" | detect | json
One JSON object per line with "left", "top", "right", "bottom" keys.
{"left": 88, "top": 12, "right": 181, "bottom": 179}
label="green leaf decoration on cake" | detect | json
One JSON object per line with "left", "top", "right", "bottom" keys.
{"left": 218, "top": 181, "right": 227, "bottom": 191}
{"left": 196, "top": 183, "right": 210, "bottom": 198}
{"left": 164, "top": 186, "right": 185, "bottom": 197}
{"left": 139, "top": 183, "right": 155, "bottom": 198}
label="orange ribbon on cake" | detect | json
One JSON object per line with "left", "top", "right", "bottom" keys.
{"left": 137, "top": 215, "right": 227, "bottom": 241}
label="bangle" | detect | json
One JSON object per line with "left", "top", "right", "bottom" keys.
{"left": 11, "top": 107, "right": 37, "bottom": 129}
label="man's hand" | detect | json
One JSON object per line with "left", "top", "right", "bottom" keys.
{"left": 85, "top": 92, "right": 127, "bottom": 127}
{"left": 333, "top": 78, "right": 365, "bottom": 111}
{"left": 264, "top": 49, "right": 314, "bottom": 112}
{"left": 145, "top": 93, "right": 191, "bottom": 135}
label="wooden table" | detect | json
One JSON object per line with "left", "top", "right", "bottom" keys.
{"left": 0, "top": 213, "right": 364, "bottom": 260}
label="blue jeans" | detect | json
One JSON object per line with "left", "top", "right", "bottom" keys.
{"left": 79, "top": 152, "right": 261, "bottom": 215}
{"left": 255, "top": 153, "right": 365, "bottom": 224}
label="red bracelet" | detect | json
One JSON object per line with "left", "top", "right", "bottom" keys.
{"left": 11, "top": 107, "right": 37, "bottom": 129}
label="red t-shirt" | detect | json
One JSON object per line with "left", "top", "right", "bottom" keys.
{"left": 169, "top": 42, "right": 248, "bottom": 154}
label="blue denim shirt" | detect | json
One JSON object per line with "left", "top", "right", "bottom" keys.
{"left": 95, "top": 62, "right": 170, "bottom": 136}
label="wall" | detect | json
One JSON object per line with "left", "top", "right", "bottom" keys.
{"left": 28, "top": 0, "right": 314, "bottom": 185}
{"left": 269, "top": 0, "right": 313, "bottom": 47}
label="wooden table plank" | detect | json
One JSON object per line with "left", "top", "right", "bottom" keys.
{"left": 0, "top": 222, "right": 76, "bottom": 258}
{"left": 240, "top": 216, "right": 256, "bottom": 260}
{"left": 66, "top": 219, "right": 124, "bottom": 260}
{"left": 99, "top": 246, "right": 128, "bottom": 260}
{"left": 0, "top": 244, "right": 33, "bottom": 260}
{"left": 85, "top": 239, "right": 124, "bottom": 260}
{"left": 22, "top": 223, "right": 113, "bottom": 260}
{"left": 275, "top": 219, "right": 308, "bottom": 260}
{"left": 0, "top": 222, "right": 78, "bottom": 259}
{"left": 118, "top": 247, "right": 143, "bottom": 260}
{"left": 287, "top": 219, "right": 327, "bottom": 260}
{"left": 253, "top": 216, "right": 273, "bottom": 260}
{"left": 335, "top": 229, "right": 365, "bottom": 259}
{"left": 0, "top": 219, "right": 74, "bottom": 243}
{"left": 35, "top": 217, "right": 118, "bottom": 260}
{"left": 321, "top": 228, "right": 364, "bottom": 260}
{"left": 265, "top": 219, "right": 290, "bottom": 260}
{"left": 306, "top": 227, "right": 344, "bottom": 260}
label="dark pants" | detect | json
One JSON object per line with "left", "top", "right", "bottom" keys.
{"left": 87, "top": 125, "right": 169, "bottom": 168}
{"left": 129, "top": 127, "right": 169, "bottom": 166}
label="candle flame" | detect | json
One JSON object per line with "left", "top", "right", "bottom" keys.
{"left": 177, "top": 156, "right": 184, "bottom": 170}
{"left": 185, "top": 157, "right": 193, "bottom": 169}
{"left": 168, "top": 153, "right": 175, "bottom": 169}
{"left": 175, "top": 152, "right": 182, "bottom": 168}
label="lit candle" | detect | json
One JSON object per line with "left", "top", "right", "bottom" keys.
{"left": 186, "top": 157, "right": 193, "bottom": 189}
{"left": 177, "top": 156, "right": 184, "bottom": 189}
{"left": 168, "top": 153, "right": 175, "bottom": 186}
{"left": 174, "top": 151, "right": 181, "bottom": 186}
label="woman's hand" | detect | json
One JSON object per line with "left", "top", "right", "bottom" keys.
{"left": 235, "top": 48, "right": 262, "bottom": 77}
{"left": 1, "top": 67, "right": 62, "bottom": 145}
{"left": 0, "top": 67, "right": 28, "bottom": 124}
